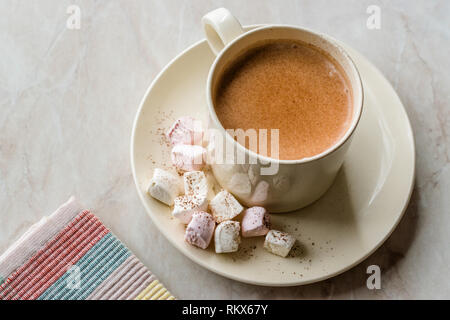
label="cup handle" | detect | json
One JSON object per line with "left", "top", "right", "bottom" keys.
{"left": 202, "top": 8, "right": 244, "bottom": 55}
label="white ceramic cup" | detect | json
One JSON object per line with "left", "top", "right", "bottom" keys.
{"left": 202, "top": 8, "right": 363, "bottom": 213}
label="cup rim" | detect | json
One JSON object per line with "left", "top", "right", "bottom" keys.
{"left": 206, "top": 24, "right": 364, "bottom": 165}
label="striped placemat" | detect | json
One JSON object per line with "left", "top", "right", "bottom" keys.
{"left": 0, "top": 197, "right": 175, "bottom": 300}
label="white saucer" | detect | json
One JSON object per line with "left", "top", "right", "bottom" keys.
{"left": 131, "top": 27, "right": 415, "bottom": 286}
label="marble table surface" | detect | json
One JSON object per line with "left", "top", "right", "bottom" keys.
{"left": 1, "top": 0, "right": 449, "bottom": 299}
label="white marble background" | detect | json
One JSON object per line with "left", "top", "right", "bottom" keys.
{"left": 0, "top": 0, "right": 448, "bottom": 299}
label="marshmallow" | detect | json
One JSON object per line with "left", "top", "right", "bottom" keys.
{"left": 147, "top": 168, "right": 181, "bottom": 206}
{"left": 250, "top": 180, "right": 270, "bottom": 205}
{"left": 183, "top": 171, "right": 208, "bottom": 197}
{"left": 171, "top": 144, "right": 206, "bottom": 172}
{"left": 264, "top": 230, "right": 296, "bottom": 257}
{"left": 209, "top": 190, "right": 244, "bottom": 223}
{"left": 214, "top": 221, "right": 241, "bottom": 253}
{"left": 241, "top": 207, "right": 270, "bottom": 237}
{"left": 228, "top": 173, "right": 252, "bottom": 197}
{"left": 177, "top": 171, "right": 210, "bottom": 224}
{"left": 172, "top": 194, "right": 208, "bottom": 224}
{"left": 166, "top": 116, "right": 203, "bottom": 146}
{"left": 184, "top": 211, "right": 215, "bottom": 249}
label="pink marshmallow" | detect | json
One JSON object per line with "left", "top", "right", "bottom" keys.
{"left": 184, "top": 211, "right": 215, "bottom": 249}
{"left": 166, "top": 116, "right": 203, "bottom": 146}
{"left": 171, "top": 144, "right": 206, "bottom": 172}
{"left": 241, "top": 206, "right": 270, "bottom": 237}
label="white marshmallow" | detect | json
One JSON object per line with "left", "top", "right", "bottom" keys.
{"left": 172, "top": 194, "right": 208, "bottom": 224}
{"left": 171, "top": 144, "right": 206, "bottom": 172}
{"left": 147, "top": 168, "right": 181, "bottom": 206}
{"left": 214, "top": 221, "right": 241, "bottom": 253}
{"left": 228, "top": 173, "right": 252, "bottom": 197}
{"left": 264, "top": 230, "right": 296, "bottom": 257}
{"left": 166, "top": 116, "right": 203, "bottom": 146}
{"left": 183, "top": 171, "right": 208, "bottom": 197}
{"left": 209, "top": 190, "right": 244, "bottom": 223}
